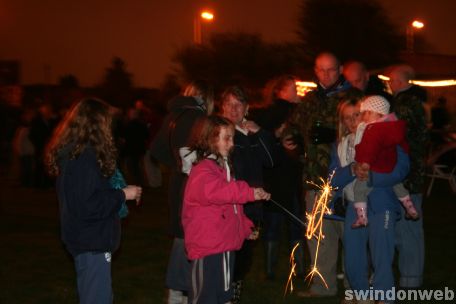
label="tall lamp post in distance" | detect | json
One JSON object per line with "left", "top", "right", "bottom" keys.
{"left": 406, "top": 20, "right": 424, "bottom": 53}
{"left": 194, "top": 10, "right": 214, "bottom": 44}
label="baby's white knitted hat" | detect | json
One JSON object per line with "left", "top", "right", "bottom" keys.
{"left": 360, "top": 95, "right": 390, "bottom": 115}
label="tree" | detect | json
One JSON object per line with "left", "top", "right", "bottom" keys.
{"left": 58, "top": 74, "right": 79, "bottom": 88}
{"left": 172, "top": 32, "right": 305, "bottom": 93}
{"left": 297, "top": 0, "right": 402, "bottom": 68}
{"left": 57, "top": 74, "right": 82, "bottom": 108}
{"left": 99, "top": 57, "right": 134, "bottom": 107}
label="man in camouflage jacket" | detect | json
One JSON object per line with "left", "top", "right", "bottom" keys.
{"left": 292, "top": 52, "right": 351, "bottom": 297}
{"left": 291, "top": 53, "right": 351, "bottom": 186}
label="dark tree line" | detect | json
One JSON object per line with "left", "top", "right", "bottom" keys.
{"left": 171, "top": 0, "right": 405, "bottom": 93}
{"left": 297, "top": 0, "right": 402, "bottom": 68}
{"left": 173, "top": 32, "right": 304, "bottom": 91}
{"left": 49, "top": 0, "right": 410, "bottom": 107}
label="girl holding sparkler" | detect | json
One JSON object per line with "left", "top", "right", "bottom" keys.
{"left": 182, "top": 115, "right": 270, "bottom": 304}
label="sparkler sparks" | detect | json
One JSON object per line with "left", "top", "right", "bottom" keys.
{"left": 280, "top": 173, "right": 337, "bottom": 296}
{"left": 284, "top": 243, "right": 300, "bottom": 295}
{"left": 304, "top": 173, "right": 336, "bottom": 289}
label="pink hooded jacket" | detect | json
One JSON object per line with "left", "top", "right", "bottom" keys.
{"left": 182, "top": 159, "right": 254, "bottom": 260}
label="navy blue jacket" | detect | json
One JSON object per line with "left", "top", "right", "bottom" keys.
{"left": 231, "top": 128, "right": 275, "bottom": 221}
{"left": 56, "top": 147, "right": 125, "bottom": 256}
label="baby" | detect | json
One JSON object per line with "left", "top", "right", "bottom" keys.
{"left": 352, "top": 95, "right": 419, "bottom": 228}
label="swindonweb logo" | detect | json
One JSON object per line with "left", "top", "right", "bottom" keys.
{"left": 345, "top": 287, "right": 455, "bottom": 301}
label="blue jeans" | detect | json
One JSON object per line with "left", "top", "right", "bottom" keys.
{"left": 395, "top": 194, "right": 424, "bottom": 288}
{"left": 74, "top": 251, "right": 113, "bottom": 304}
{"left": 166, "top": 238, "right": 191, "bottom": 291}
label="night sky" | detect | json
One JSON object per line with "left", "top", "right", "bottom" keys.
{"left": 1, "top": 0, "right": 455, "bottom": 87}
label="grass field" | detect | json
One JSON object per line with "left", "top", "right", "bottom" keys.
{"left": 1, "top": 171, "right": 455, "bottom": 303}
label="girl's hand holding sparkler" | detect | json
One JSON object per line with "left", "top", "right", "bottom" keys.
{"left": 253, "top": 187, "right": 271, "bottom": 200}
{"left": 123, "top": 185, "right": 142, "bottom": 205}
{"left": 248, "top": 226, "right": 261, "bottom": 240}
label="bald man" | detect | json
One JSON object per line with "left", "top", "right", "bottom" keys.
{"left": 343, "top": 60, "right": 391, "bottom": 99}
{"left": 291, "top": 52, "right": 351, "bottom": 297}
{"left": 388, "top": 64, "right": 428, "bottom": 290}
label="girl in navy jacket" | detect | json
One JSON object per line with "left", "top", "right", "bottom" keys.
{"left": 46, "top": 98, "right": 142, "bottom": 304}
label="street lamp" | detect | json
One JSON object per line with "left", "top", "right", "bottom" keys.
{"left": 406, "top": 20, "right": 424, "bottom": 53}
{"left": 194, "top": 10, "right": 214, "bottom": 44}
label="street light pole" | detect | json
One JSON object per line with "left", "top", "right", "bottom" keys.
{"left": 194, "top": 17, "right": 202, "bottom": 44}
{"left": 406, "top": 20, "right": 424, "bottom": 53}
{"left": 193, "top": 10, "right": 214, "bottom": 44}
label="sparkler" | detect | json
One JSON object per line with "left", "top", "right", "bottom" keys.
{"left": 304, "top": 173, "right": 336, "bottom": 289}
{"left": 282, "top": 173, "right": 337, "bottom": 295}
{"left": 269, "top": 199, "right": 307, "bottom": 227}
{"left": 284, "top": 243, "right": 300, "bottom": 295}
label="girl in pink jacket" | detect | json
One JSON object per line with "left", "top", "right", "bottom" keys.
{"left": 182, "top": 115, "right": 270, "bottom": 304}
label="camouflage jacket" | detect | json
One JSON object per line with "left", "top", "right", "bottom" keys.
{"left": 290, "top": 81, "right": 350, "bottom": 187}
{"left": 393, "top": 86, "right": 430, "bottom": 194}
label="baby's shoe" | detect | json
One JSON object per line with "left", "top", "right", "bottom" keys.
{"left": 352, "top": 205, "right": 368, "bottom": 228}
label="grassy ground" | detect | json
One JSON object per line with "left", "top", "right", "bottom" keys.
{"left": 1, "top": 171, "right": 455, "bottom": 303}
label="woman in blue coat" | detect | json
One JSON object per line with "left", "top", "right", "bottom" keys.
{"left": 329, "top": 97, "right": 410, "bottom": 303}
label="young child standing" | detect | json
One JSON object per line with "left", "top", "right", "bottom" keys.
{"left": 182, "top": 115, "right": 270, "bottom": 304}
{"left": 46, "top": 98, "right": 142, "bottom": 303}
{"left": 352, "top": 95, "right": 418, "bottom": 228}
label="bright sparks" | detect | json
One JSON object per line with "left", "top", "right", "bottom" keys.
{"left": 304, "top": 174, "right": 336, "bottom": 289}
{"left": 282, "top": 174, "right": 336, "bottom": 295}
{"left": 284, "top": 243, "right": 300, "bottom": 295}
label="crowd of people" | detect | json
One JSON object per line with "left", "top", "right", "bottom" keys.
{"left": 7, "top": 98, "right": 164, "bottom": 189}
{"left": 148, "top": 52, "right": 431, "bottom": 304}
{"left": 3, "top": 51, "right": 451, "bottom": 304}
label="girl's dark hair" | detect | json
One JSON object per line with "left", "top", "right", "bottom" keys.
{"left": 220, "top": 86, "right": 248, "bottom": 105}
{"left": 264, "top": 74, "right": 296, "bottom": 104}
{"left": 190, "top": 115, "right": 234, "bottom": 164}
{"left": 45, "top": 97, "right": 117, "bottom": 177}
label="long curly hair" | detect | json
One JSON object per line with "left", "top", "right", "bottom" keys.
{"left": 45, "top": 97, "right": 117, "bottom": 177}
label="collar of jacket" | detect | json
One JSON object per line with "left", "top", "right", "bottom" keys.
{"left": 316, "top": 77, "right": 351, "bottom": 98}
